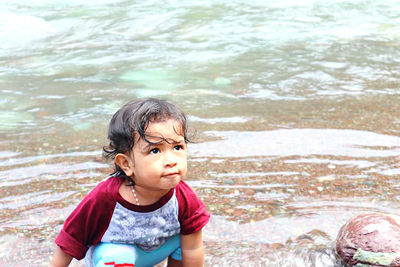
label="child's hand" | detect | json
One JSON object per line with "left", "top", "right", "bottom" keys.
{"left": 49, "top": 247, "right": 73, "bottom": 267}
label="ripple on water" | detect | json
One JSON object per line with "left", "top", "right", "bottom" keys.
{"left": 189, "top": 129, "right": 400, "bottom": 158}
{"left": 0, "top": 151, "right": 101, "bottom": 167}
{"left": 188, "top": 115, "right": 251, "bottom": 124}
{"left": 0, "top": 151, "right": 20, "bottom": 159}
{"left": 284, "top": 158, "right": 377, "bottom": 169}
{"left": 0, "top": 162, "right": 108, "bottom": 187}
{"left": 0, "top": 190, "right": 74, "bottom": 210}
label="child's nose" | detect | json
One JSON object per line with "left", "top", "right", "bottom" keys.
{"left": 164, "top": 151, "right": 177, "bottom": 166}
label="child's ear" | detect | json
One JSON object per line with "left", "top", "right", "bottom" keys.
{"left": 115, "top": 153, "right": 134, "bottom": 177}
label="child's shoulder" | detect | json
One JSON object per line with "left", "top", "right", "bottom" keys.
{"left": 175, "top": 179, "right": 193, "bottom": 193}
{"left": 175, "top": 180, "right": 210, "bottom": 234}
{"left": 64, "top": 175, "right": 124, "bottom": 225}
{"left": 175, "top": 180, "right": 201, "bottom": 201}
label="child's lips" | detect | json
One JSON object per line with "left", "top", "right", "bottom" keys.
{"left": 163, "top": 171, "right": 179, "bottom": 178}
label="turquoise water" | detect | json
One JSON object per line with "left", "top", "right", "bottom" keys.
{"left": 1, "top": 1, "right": 400, "bottom": 266}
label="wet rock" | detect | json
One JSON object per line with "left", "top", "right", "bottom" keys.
{"left": 336, "top": 213, "right": 400, "bottom": 266}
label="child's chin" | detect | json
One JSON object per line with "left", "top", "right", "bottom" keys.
{"left": 164, "top": 177, "right": 181, "bottom": 188}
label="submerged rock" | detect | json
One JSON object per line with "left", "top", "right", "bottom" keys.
{"left": 213, "top": 77, "right": 231, "bottom": 87}
{"left": 119, "top": 70, "right": 181, "bottom": 90}
{"left": 336, "top": 213, "right": 400, "bottom": 266}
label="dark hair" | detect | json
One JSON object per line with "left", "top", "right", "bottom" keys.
{"left": 103, "top": 98, "right": 190, "bottom": 176}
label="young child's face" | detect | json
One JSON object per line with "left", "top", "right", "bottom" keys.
{"left": 129, "top": 118, "right": 187, "bottom": 192}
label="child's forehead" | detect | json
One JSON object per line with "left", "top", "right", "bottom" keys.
{"left": 135, "top": 119, "right": 184, "bottom": 143}
{"left": 146, "top": 118, "right": 183, "bottom": 133}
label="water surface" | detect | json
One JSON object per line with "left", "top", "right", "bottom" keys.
{"left": 0, "top": 0, "right": 400, "bottom": 266}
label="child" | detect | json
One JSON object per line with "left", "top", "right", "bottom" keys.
{"left": 50, "top": 98, "right": 210, "bottom": 267}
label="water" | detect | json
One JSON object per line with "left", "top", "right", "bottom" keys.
{"left": 0, "top": 0, "right": 400, "bottom": 265}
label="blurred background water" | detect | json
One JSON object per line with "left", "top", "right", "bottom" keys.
{"left": 0, "top": 0, "right": 400, "bottom": 266}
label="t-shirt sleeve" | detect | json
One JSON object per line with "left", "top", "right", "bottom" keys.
{"left": 55, "top": 178, "right": 117, "bottom": 260}
{"left": 176, "top": 180, "right": 210, "bottom": 235}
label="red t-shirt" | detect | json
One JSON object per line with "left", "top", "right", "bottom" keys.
{"left": 55, "top": 175, "right": 210, "bottom": 260}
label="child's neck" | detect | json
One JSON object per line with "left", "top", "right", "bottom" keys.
{"left": 119, "top": 180, "right": 170, "bottom": 206}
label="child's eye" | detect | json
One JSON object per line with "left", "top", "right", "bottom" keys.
{"left": 174, "top": 145, "right": 184, "bottom": 151}
{"left": 149, "top": 148, "right": 160, "bottom": 154}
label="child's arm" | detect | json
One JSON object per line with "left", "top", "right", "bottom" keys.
{"left": 180, "top": 229, "right": 204, "bottom": 267}
{"left": 49, "top": 246, "right": 73, "bottom": 267}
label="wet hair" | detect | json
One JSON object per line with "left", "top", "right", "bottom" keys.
{"left": 103, "top": 98, "right": 190, "bottom": 177}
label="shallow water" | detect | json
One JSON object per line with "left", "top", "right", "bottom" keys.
{"left": 1, "top": 0, "right": 400, "bottom": 266}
